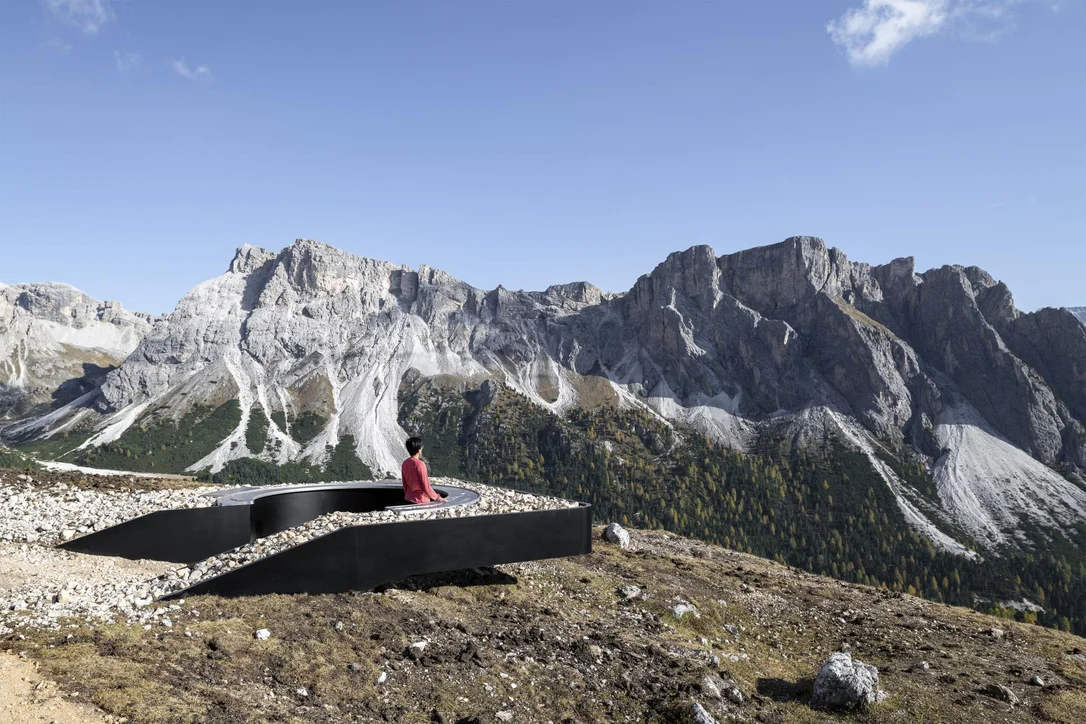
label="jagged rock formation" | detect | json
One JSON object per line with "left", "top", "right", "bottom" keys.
{"left": 0, "top": 283, "right": 152, "bottom": 422}
{"left": 5, "top": 238, "right": 1085, "bottom": 553}
{"left": 1068, "top": 307, "right": 1086, "bottom": 326}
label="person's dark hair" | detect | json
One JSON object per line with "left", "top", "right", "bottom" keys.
{"left": 405, "top": 436, "right": 423, "bottom": 456}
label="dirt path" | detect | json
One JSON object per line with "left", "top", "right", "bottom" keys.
{"left": 0, "top": 652, "right": 115, "bottom": 723}
{"left": 0, "top": 544, "right": 170, "bottom": 600}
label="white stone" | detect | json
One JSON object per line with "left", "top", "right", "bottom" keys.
{"left": 672, "top": 602, "right": 699, "bottom": 619}
{"left": 811, "top": 652, "right": 884, "bottom": 710}
{"left": 604, "top": 522, "right": 630, "bottom": 549}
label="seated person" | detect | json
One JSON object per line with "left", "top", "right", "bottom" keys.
{"left": 401, "top": 436, "right": 442, "bottom": 504}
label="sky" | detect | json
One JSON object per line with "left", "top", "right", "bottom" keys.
{"left": 0, "top": 0, "right": 1083, "bottom": 315}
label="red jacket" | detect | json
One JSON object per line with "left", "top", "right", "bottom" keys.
{"left": 401, "top": 457, "right": 441, "bottom": 504}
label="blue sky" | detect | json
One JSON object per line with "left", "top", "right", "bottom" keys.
{"left": 1, "top": 0, "right": 1082, "bottom": 314}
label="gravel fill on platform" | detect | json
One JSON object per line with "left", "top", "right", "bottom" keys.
{"left": 0, "top": 473, "right": 220, "bottom": 546}
{"left": 0, "top": 475, "right": 576, "bottom": 635}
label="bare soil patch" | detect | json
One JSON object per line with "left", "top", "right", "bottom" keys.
{"left": 0, "top": 652, "right": 118, "bottom": 723}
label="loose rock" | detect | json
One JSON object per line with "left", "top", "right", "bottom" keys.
{"left": 690, "top": 701, "right": 717, "bottom": 724}
{"left": 811, "top": 652, "right": 885, "bottom": 710}
{"left": 672, "top": 602, "right": 699, "bottom": 619}
{"left": 985, "top": 683, "right": 1019, "bottom": 704}
{"left": 604, "top": 522, "right": 630, "bottom": 549}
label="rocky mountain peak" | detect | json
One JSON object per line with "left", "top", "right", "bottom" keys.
{"left": 229, "top": 245, "right": 277, "bottom": 275}
{"left": 714, "top": 236, "right": 858, "bottom": 314}
{"left": 543, "top": 281, "right": 609, "bottom": 306}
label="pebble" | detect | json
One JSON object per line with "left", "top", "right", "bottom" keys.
{"left": 1030, "top": 675, "right": 1045, "bottom": 687}
{"left": 495, "top": 711, "right": 514, "bottom": 722}
{"left": 254, "top": 628, "right": 271, "bottom": 641}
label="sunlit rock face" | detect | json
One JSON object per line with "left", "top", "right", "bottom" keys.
{"left": 0, "top": 282, "right": 153, "bottom": 421}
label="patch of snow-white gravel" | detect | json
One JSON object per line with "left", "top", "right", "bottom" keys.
{"left": 933, "top": 404, "right": 1086, "bottom": 548}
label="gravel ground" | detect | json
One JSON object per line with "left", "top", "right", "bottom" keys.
{"left": 0, "top": 473, "right": 220, "bottom": 545}
{"left": 0, "top": 474, "right": 577, "bottom": 635}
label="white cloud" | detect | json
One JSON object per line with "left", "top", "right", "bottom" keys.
{"left": 45, "top": 37, "right": 73, "bottom": 51}
{"left": 114, "top": 50, "right": 139, "bottom": 72}
{"left": 827, "top": 0, "right": 1021, "bottom": 66}
{"left": 171, "top": 59, "right": 213, "bottom": 82}
{"left": 42, "top": 0, "right": 112, "bottom": 35}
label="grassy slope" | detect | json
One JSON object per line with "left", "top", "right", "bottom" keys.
{"left": 3, "top": 526, "right": 1084, "bottom": 723}
{"left": 69, "top": 401, "right": 243, "bottom": 473}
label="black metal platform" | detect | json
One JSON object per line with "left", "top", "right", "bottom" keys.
{"left": 164, "top": 505, "right": 592, "bottom": 599}
{"left": 57, "top": 482, "right": 592, "bottom": 598}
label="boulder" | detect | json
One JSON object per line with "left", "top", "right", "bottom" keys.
{"left": 604, "top": 522, "right": 630, "bottom": 549}
{"left": 811, "top": 652, "right": 884, "bottom": 710}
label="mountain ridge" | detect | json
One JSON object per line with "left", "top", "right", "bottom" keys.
{"left": 4, "top": 237, "right": 1085, "bottom": 559}
{"left": 0, "top": 282, "right": 154, "bottom": 423}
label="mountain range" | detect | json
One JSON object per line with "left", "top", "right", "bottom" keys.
{"left": 5, "top": 237, "right": 1085, "bottom": 552}
{"left": 4, "top": 236, "right": 1086, "bottom": 632}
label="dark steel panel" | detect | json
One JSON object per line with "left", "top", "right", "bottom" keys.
{"left": 58, "top": 505, "right": 251, "bottom": 564}
{"left": 164, "top": 504, "right": 593, "bottom": 599}
{"left": 249, "top": 487, "right": 409, "bottom": 539}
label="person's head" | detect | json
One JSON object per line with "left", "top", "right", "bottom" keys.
{"left": 405, "top": 436, "right": 423, "bottom": 457}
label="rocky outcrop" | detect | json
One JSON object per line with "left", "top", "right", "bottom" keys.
{"left": 0, "top": 283, "right": 152, "bottom": 421}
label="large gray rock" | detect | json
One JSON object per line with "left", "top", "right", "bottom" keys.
{"left": 811, "top": 652, "right": 884, "bottom": 711}
{"left": 604, "top": 522, "right": 630, "bottom": 548}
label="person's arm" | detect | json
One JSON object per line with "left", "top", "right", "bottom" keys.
{"left": 417, "top": 459, "right": 441, "bottom": 502}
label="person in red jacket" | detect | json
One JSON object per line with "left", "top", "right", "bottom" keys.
{"left": 401, "top": 436, "right": 442, "bottom": 504}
